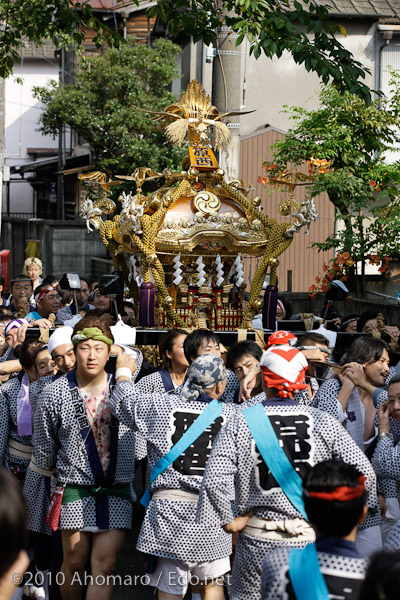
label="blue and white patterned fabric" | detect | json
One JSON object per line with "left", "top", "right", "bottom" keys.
{"left": 181, "top": 354, "right": 226, "bottom": 402}
{"left": 262, "top": 538, "right": 366, "bottom": 599}
{"left": 197, "top": 398, "right": 379, "bottom": 600}
{"left": 110, "top": 375, "right": 239, "bottom": 562}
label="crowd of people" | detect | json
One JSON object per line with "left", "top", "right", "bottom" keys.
{"left": 0, "top": 263, "right": 400, "bottom": 600}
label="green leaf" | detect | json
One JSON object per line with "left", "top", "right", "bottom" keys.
{"left": 265, "top": 82, "right": 400, "bottom": 265}
{"left": 34, "top": 37, "right": 185, "bottom": 175}
{"left": 149, "top": 0, "right": 372, "bottom": 104}
{"left": 236, "top": 32, "right": 246, "bottom": 45}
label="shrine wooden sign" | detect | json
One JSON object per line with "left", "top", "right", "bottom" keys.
{"left": 189, "top": 146, "right": 219, "bottom": 171}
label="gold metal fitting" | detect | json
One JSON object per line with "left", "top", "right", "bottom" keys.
{"left": 162, "top": 295, "right": 174, "bottom": 308}
{"left": 269, "top": 258, "right": 279, "bottom": 267}
{"left": 187, "top": 167, "right": 200, "bottom": 180}
{"left": 146, "top": 253, "right": 157, "bottom": 265}
{"left": 149, "top": 198, "right": 162, "bottom": 210}
{"left": 163, "top": 195, "right": 173, "bottom": 207}
{"left": 251, "top": 298, "right": 263, "bottom": 312}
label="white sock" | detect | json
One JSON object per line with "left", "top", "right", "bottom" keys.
{"left": 34, "top": 569, "right": 49, "bottom": 600}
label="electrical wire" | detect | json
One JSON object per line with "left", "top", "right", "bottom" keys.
{"left": 214, "top": 0, "right": 228, "bottom": 113}
{"left": 242, "top": 38, "right": 247, "bottom": 108}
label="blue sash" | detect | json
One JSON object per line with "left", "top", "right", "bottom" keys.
{"left": 242, "top": 402, "right": 307, "bottom": 519}
{"left": 288, "top": 543, "right": 330, "bottom": 599}
{"left": 67, "top": 369, "right": 118, "bottom": 529}
{"left": 140, "top": 399, "right": 223, "bottom": 507}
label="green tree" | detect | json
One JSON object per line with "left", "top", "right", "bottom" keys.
{"left": 1, "top": 1, "right": 370, "bottom": 103}
{"left": 151, "top": 0, "right": 371, "bottom": 103}
{"left": 33, "top": 38, "right": 185, "bottom": 174}
{"left": 263, "top": 80, "right": 400, "bottom": 294}
{"left": 0, "top": 0, "right": 125, "bottom": 78}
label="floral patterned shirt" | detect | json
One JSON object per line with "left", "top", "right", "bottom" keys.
{"left": 81, "top": 386, "right": 111, "bottom": 472}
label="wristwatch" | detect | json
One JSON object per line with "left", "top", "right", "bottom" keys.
{"left": 378, "top": 432, "right": 391, "bottom": 439}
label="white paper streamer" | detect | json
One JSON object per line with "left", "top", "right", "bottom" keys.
{"left": 215, "top": 254, "right": 225, "bottom": 287}
{"left": 196, "top": 255, "right": 206, "bottom": 287}
{"left": 130, "top": 255, "right": 143, "bottom": 287}
{"left": 173, "top": 253, "right": 183, "bottom": 285}
{"left": 234, "top": 253, "right": 244, "bottom": 287}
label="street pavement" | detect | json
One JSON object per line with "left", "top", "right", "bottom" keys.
{"left": 113, "top": 467, "right": 155, "bottom": 600}
{"left": 113, "top": 503, "right": 154, "bottom": 599}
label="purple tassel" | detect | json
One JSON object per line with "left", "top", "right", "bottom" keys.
{"left": 262, "top": 285, "right": 278, "bottom": 329}
{"left": 139, "top": 282, "right": 155, "bottom": 327}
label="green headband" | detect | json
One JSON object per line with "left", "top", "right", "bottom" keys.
{"left": 72, "top": 327, "right": 113, "bottom": 347}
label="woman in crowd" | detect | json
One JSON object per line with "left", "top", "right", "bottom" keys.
{"left": 275, "top": 296, "right": 292, "bottom": 320}
{"left": 22, "top": 258, "right": 43, "bottom": 292}
{"left": 134, "top": 329, "right": 188, "bottom": 464}
{"left": 122, "top": 301, "right": 135, "bottom": 319}
{"left": 136, "top": 329, "right": 188, "bottom": 396}
{"left": 59, "top": 290, "right": 72, "bottom": 309}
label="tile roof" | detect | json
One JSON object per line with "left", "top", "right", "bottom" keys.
{"left": 75, "top": 1, "right": 154, "bottom": 11}
{"left": 293, "top": 0, "right": 400, "bottom": 18}
{"left": 77, "top": 1, "right": 400, "bottom": 17}
{"left": 77, "top": 1, "right": 133, "bottom": 9}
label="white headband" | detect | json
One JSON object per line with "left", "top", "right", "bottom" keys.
{"left": 48, "top": 326, "right": 73, "bottom": 355}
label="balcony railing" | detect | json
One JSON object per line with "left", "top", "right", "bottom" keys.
{"left": 2, "top": 212, "right": 37, "bottom": 220}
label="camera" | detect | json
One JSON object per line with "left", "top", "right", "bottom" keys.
{"left": 25, "top": 327, "right": 56, "bottom": 341}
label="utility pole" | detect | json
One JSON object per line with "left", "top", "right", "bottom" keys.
{"left": 56, "top": 44, "right": 75, "bottom": 221}
{"left": 212, "top": 7, "right": 242, "bottom": 179}
{"left": 57, "top": 47, "right": 65, "bottom": 221}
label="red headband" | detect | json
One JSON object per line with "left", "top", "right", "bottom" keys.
{"left": 260, "top": 365, "right": 307, "bottom": 398}
{"left": 266, "top": 330, "right": 297, "bottom": 349}
{"left": 35, "top": 286, "right": 57, "bottom": 302}
{"left": 304, "top": 475, "right": 366, "bottom": 502}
